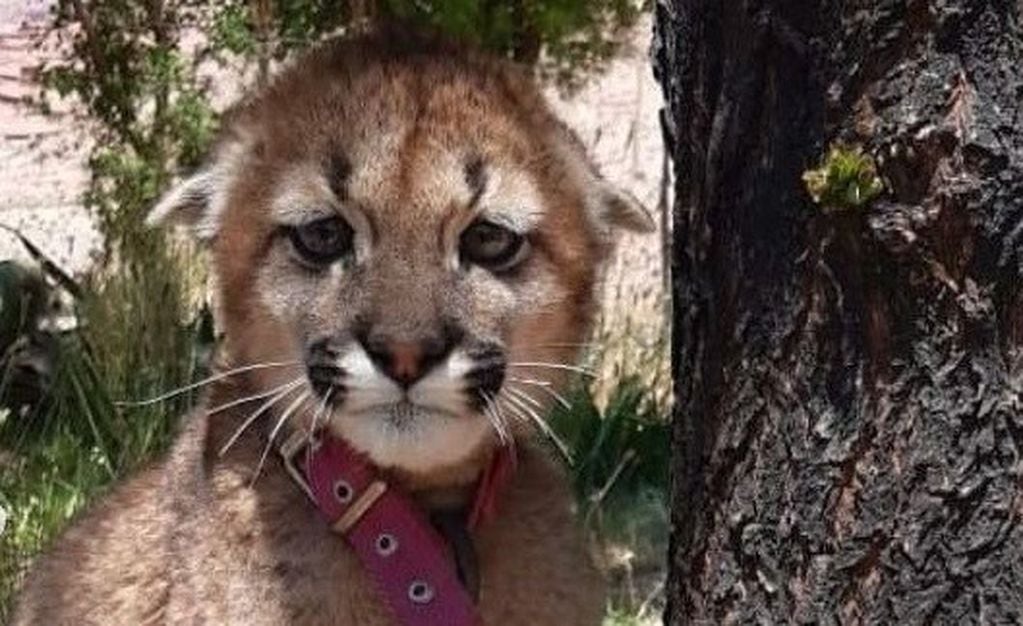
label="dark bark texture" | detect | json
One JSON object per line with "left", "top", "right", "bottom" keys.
{"left": 654, "top": 0, "right": 1023, "bottom": 622}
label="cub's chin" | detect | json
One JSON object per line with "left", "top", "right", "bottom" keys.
{"left": 328, "top": 403, "right": 496, "bottom": 475}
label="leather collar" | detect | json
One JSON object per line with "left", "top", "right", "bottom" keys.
{"left": 278, "top": 429, "right": 515, "bottom": 626}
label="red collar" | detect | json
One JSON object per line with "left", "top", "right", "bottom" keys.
{"left": 279, "top": 431, "right": 515, "bottom": 626}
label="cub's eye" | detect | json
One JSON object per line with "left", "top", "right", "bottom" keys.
{"left": 287, "top": 217, "right": 354, "bottom": 265}
{"left": 459, "top": 220, "right": 529, "bottom": 272}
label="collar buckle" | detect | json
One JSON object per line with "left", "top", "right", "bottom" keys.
{"left": 331, "top": 480, "right": 388, "bottom": 535}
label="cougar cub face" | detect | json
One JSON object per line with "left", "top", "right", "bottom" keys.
{"left": 151, "top": 38, "right": 652, "bottom": 474}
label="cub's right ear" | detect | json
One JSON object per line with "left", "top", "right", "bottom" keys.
{"left": 146, "top": 133, "right": 251, "bottom": 241}
{"left": 146, "top": 169, "right": 221, "bottom": 242}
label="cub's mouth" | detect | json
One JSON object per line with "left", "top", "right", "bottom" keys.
{"left": 350, "top": 401, "right": 459, "bottom": 427}
{"left": 300, "top": 334, "right": 509, "bottom": 471}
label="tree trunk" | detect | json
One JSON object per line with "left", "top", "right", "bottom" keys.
{"left": 654, "top": 0, "right": 1023, "bottom": 622}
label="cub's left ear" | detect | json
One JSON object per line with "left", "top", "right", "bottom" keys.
{"left": 554, "top": 122, "right": 657, "bottom": 236}
{"left": 595, "top": 185, "right": 657, "bottom": 234}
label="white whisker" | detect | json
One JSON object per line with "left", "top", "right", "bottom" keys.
{"left": 481, "top": 392, "right": 510, "bottom": 445}
{"left": 309, "top": 389, "right": 334, "bottom": 436}
{"left": 505, "top": 385, "right": 543, "bottom": 410}
{"left": 483, "top": 397, "right": 502, "bottom": 443}
{"left": 507, "top": 361, "right": 596, "bottom": 378}
{"left": 206, "top": 378, "right": 304, "bottom": 416}
{"left": 508, "top": 377, "right": 573, "bottom": 410}
{"left": 117, "top": 360, "right": 301, "bottom": 407}
{"left": 218, "top": 379, "right": 304, "bottom": 457}
{"left": 490, "top": 393, "right": 516, "bottom": 454}
{"left": 251, "top": 391, "right": 311, "bottom": 485}
{"left": 519, "top": 341, "right": 597, "bottom": 349}
{"left": 301, "top": 389, "right": 335, "bottom": 473}
{"left": 500, "top": 393, "right": 573, "bottom": 464}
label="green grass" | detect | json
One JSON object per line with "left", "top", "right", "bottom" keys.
{"left": 550, "top": 378, "right": 670, "bottom": 621}
{"left": 0, "top": 239, "right": 669, "bottom": 623}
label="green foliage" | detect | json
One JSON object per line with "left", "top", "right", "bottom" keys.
{"left": 43, "top": 0, "right": 217, "bottom": 259}
{"left": 0, "top": 413, "right": 115, "bottom": 618}
{"left": 551, "top": 380, "right": 668, "bottom": 517}
{"left": 384, "top": 0, "right": 647, "bottom": 89}
{"left": 199, "top": 0, "right": 648, "bottom": 93}
{"left": 803, "top": 144, "right": 885, "bottom": 213}
{"left": 204, "top": 0, "right": 646, "bottom": 89}
{"left": 207, "top": 0, "right": 347, "bottom": 68}
{"left": 211, "top": 3, "right": 260, "bottom": 56}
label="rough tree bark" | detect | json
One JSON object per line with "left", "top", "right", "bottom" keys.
{"left": 654, "top": 0, "right": 1023, "bottom": 622}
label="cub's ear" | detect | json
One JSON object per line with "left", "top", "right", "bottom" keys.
{"left": 552, "top": 121, "right": 657, "bottom": 237}
{"left": 146, "top": 169, "right": 220, "bottom": 241}
{"left": 595, "top": 185, "right": 656, "bottom": 234}
{"left": 146, "top": 134, "right": 250, "bottom": 242}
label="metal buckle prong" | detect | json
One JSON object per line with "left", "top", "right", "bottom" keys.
{"left": 280, "top": 429, "right": 316, "bottom": 503}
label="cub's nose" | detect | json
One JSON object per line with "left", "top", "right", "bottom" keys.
{"left": 359, "top": 332, "right": 455, "bottom": 389}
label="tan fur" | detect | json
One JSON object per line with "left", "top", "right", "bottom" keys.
{"left": 13, "top": 31, "right": 649, "bottom": 625}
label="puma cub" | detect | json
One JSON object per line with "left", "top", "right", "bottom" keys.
{"left": 13, "top": 32, "right": 652, "bottom": 625}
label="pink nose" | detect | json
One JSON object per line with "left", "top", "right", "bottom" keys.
{"left": 387, "top": 342, "right": 424, "bottom": 386}
{"left": 360, "top": 334, "right": 453, "bottom": 389}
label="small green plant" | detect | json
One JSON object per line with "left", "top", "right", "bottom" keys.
{"left": 802, "top": 144, "right": 884, "bottom": 213}
{"left": 603, "top": 606, "right": 661, "bottom": 626}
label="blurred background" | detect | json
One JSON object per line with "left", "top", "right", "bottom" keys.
{"left": 0, "top": 1, "right": 670, "bottom": 623}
